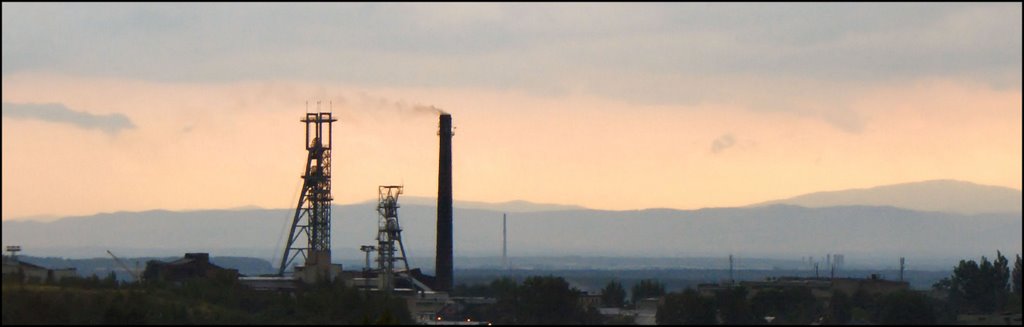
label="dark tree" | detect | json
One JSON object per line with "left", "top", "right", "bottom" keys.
{"left": 3, "top": 274, "right": 414, "bottom": 324}
{"left": 873, "top": 290, "right": 935, "bottom": 325}
{"left": 934, "top": 251, "right": 1012, "bottom": 314}
{"left": 487, "top": 277, "right": 519, "bottom": 324}
{"left": 656, "top": 288, "right": 716, "bottom": 325}
{"left": 750, "top": 288, "right": 785, "bottom": 323}
{"left": 490, "top": 277, "right": 518, "bottom": 300}
{"left": 517, "top": 276, "right": 581, "bottom": 324}
{"left": 848, "top": 288, "right": 880, "bottom": 323}
{"left": 1013, "top": 254, "right": 1022, "bottom": 296}
{"left": 601, "top": 280, "right": 627, "bottom": 308}
{"left": 714, "top": 286, "right": 755, "bottom": 324}
{"left": 826, "top": 290, "right": 852, "bottom": 324}
{"left": 750, "top": 287, "right": 821, "bottom": 324}
{"left": 631, "top": 279, "right": 666, "bottom": 304}
{"left": 103, "top": 272, "right": 118, "bottom": 289}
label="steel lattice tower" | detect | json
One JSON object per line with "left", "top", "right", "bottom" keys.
{"left": 279, "top": 111, "right": 337, "bottom": 276}
{"left": 376, "top": 185, "right": 410, "bottom": 292}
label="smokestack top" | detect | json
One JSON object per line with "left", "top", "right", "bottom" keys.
{"left": 439, "top": 114, "right": 453, "bottom": 136}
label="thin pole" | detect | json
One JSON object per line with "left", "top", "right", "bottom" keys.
{"left": 502, "top": 213, "right": 508, "bottom": 270}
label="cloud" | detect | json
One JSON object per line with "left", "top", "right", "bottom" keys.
{"left": 710, "top": 133, "right": 736, "bottom": 154}
{"left": 820, "top": 109, "right": 866, "bottom": 134}
{"left": 1, "top": 102, "right": 135, "bottom": 135}
{"left": 3, "top": 3, "right": 1017, "bottom": 88}
{"left": 1, "top": 3, "right": 1018, "bottom": 132}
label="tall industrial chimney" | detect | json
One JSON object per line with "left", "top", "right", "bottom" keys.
{"left": 436, "top": 113, "right": 453, "bottom": 291}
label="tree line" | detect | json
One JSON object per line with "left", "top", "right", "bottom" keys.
{"left": 5, "top": 250, "right": 1021, "bottom": 325}
{"left": 450, "top": 251, "right": 1022, "bottom": 325}
{"left": 651, "top": 251, "right": 1022, "bottom": 324}
{"left": 2, "top": 272, "right": 411, "bottom": 324}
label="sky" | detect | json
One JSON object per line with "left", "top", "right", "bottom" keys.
{"left": 2, "top": 3, "right": 1021, "bottom": 220}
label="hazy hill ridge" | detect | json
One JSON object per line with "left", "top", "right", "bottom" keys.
{"left": 3, "top": 206, "right": 1019, "bottom": 268}
{"left": 366, "top": 197, "right": 588, "bottom": 213}
{"left": 749, "top": 179, "right": 1022, "bottom": 215}
{"left": 2, "top": 181, "right": 1019, "bottom": 269}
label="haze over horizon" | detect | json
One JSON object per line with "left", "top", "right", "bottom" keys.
{"left": 3, "top": 179, "right": 1020, "bottom": 225}
{"left": 3, "top": 3, "right": 1021, "bottom": 220}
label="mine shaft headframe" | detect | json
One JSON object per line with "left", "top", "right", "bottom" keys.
{"left": 278, "top": 111, "right": 339, "bottom": 276}
{"left": 376, "top": 184, "right": 411, "bottom": 283}
{"left": 302, "top": 112, "right": 338, "bottom": 150}
{"left": 378, "top": 185, "right": 404, "bottom": 218}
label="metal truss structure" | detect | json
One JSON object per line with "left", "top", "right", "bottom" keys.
{"left": 376, "top": 185, "right": 410, "bottom": 291}
{"left": 279, "top": 111, "right": 337, "bottom": 276}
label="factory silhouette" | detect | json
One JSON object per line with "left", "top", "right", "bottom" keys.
{"left": 131, "top": 104, "right": 465, "bottom": 323}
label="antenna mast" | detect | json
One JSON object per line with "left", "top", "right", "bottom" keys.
{"left": 503, "top": 213, "right": 508, "bottom": 271}
{"left": 899, "top": 257, "right": 906, "bottom": 281}
{"left": 729, "top": 254, "right": 735, "bottom": 285}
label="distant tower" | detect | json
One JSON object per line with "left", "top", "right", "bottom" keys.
{"left": 729, "top": 254, "right": 735, "bottom": 285}
{"left": 899, "top": 257, "right": 906, "bottom": 281}
{"left": 6, "top": 245, "right": 21, "bottom": 261}
{"left": 499, "top": 214, "right": 507, "bottom": 270}
{"left": 834, "top": 254, "right": 844, "bottom": 275}
{"left": 376, "top": 185, "right": 410, "bottom": 292}
{"left": 279, "top": 109, "right": 337, "bottom": 276}
{"left": 360, "top": 245, "right": 376, "bottom": 271}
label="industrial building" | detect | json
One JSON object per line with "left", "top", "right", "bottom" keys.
{"left": 142, "top": 253, "right": 239, "bottom": 284}
{"left": 2, "top": 246, "right": 78, "bottom": 283}
{"left": 234, "top": 107, "right": 463, "bottom": 321}
{"left": 63, "top": 106, "right": 468, "bottom": 322}
{"left": 1, "top": 255, "right": 78, "bottom": 283}
{"left": 272, "top": 110, "right": 452, "bottom": 290}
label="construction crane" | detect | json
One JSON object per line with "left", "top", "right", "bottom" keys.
{"left": 106, "top": 250, "right": 141, "bottom": 282}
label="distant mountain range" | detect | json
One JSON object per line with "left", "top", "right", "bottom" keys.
{"left": 363, "top": 196, "right": 589, "bottom": 213}
{"left": 749, "top": 179, "right": 1021, "bottom": 215}
{"left": 2, "top": 180, "right": 1019, "bottom": 271}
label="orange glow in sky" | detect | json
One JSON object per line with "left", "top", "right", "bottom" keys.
{"left": 2, "top": 3, "right": 1020, "bottom": 220}
{"left": 2, "top": 74, "right": 1019, "bottom": 219}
